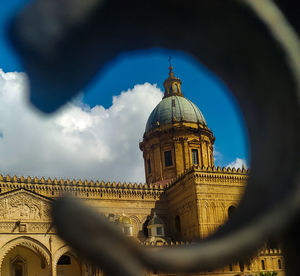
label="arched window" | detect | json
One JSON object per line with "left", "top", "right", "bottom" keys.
{"left": 278, "top": 259, "right": 282, "bottom": 269}
{"left": 58, "top": 254, "right": 71, "bottom": 265}
{"left": 175, "top": 215, "right": 181, "bottom": 233}
{"left": 261, "top": 260, "right": 265, "bottom": 270}
{"left": 173, "top": 84, "right": 178, "bottom": 93}
{"left": 228, "top": 205, "right": 236, "bottom": 219}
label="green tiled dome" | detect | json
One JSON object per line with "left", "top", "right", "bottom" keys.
{"left": 148, "top": 212, "right": 164, "bottom": 226}
{"left": 145, "top": 95, "right": 206, "bottom": 132}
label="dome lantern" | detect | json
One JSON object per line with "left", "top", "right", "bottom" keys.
{"left": 163, "top": 62, "right": 183, "bottom": 98}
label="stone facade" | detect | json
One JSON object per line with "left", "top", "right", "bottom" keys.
{"left": 0, "top": 67, "right": 285, "bottom": 276}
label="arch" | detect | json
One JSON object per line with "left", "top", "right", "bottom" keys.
{"left": 129, "top": 215, "right": 141, "bottom": 225}
{"left": 0, "top": 236, "right": 51, "bottom": 270}
{"left": 53, "top": 245, "right": 74, "bottom": 265}
{"left": 228, "top": 205, "right": 237, "bottom": 220}
{"left": 53, "top": 245, "right": 81, "bottom": 275}
{"left": 129, "top": 215, "right": 141, "bottom": 236}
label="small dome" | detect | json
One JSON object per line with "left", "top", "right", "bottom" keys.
{"left": 145, "top": 95, "right": 206, "bottom": 132}
{"left": 148, "top": 212, "right": 164, "bottom": 226}
{"left": 119, "top": 215, "right": 132, "bottom": 224}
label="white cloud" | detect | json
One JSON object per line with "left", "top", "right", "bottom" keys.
{"left": 0, "top": 69, "right": 163, "bottom": 182}
{"left": 226, "top": 158, "right": 248, "bottom": 169}
{"left": 213, "top": 147, "right": 223, "bottom": 162}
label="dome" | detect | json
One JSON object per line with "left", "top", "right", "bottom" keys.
{"left": 148, "top": 212, "right": 164, "bottom": 226}
{"left": 145, "top": 95, "right": 206, "bottom": 132}
{"left": 119, "top": 215, "right": 132, "bottom": 224}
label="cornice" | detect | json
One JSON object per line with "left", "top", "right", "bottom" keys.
{"left": 0, "top": 174, "right": 165, "bottom": 201}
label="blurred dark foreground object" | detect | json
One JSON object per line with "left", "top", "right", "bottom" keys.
{"left": 9, "top": 0, "right": 300, "bottom": 275}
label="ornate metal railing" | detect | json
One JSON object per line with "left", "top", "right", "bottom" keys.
{"left": 8, "top": 0, "right": 299, "bottom": 275}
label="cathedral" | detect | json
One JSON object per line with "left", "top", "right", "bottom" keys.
{"left": 0, "top": 66, "right": 284, "bottom": 276}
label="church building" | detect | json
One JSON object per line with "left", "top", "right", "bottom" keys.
{"left": 0, "top": 66, "right": 284, "bottom": 275}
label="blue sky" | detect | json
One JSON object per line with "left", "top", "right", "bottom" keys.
{"left": 84, "top": 51, "right": 249, "bottom": 166}
{"left": 0, "top": 1, "right": 249, "bottom": 181}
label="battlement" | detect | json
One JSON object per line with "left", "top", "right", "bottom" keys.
{"left": 166, "top": 165, "right": 249, "bottom": 190}
{"left": 0, "top": 166, "right": 248, "bottom": 200}
{"left": 0, "top": 174, "right": 165, "bottom": 200}
{"left": 260, "top": 248, "right": 282, "bottom": 256}
{"left": 141, "top": 240, "right": 193, "bottom": 247}
{"left": 140, "top": 242, "right": 283, "bottom": 255}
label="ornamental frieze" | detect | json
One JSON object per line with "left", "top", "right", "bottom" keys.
{"left": 0, "top": 190, "right": 52, "bottom": 221}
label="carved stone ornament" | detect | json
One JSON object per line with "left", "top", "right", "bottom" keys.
{"left": 0, "top": 189, "right": 52, "bottom": 221}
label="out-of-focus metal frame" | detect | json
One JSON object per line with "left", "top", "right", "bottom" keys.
{"left": 8, "top": 0, "right": 300, "bottom": 275}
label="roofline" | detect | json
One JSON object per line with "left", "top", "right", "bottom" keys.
{"left": 0, "top": 187, "right": 54, "bottom": 201}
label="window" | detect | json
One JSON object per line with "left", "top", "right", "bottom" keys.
{"left": 58, "top": 255, "right": 71, "bottom": 265}
{"left": 175, "top": 215, "right": 181, "bottom": 233}
{"left": 228, "top": 205, "right": 236, "bottom": 219}
{"left": 164, "top": 151, "right": 173, "bottom": 167}
{"left": 156, "top": 226, "right": 162, "bottom": 236}
{"left": 147, "top": 159, "right": 151, "bottom": 174}
{"left": 173, "top": 84, "right": 178, "bottom": 93}
{"left": 261, "top": 260, "right": 265, "bottom": 270}
{"left": 278, "top": 259, "right": 282, "bottom": 269}
{"left": 192, "top": 149, "right": 199, "bottom": 165}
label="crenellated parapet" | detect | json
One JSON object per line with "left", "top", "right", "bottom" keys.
{"left": 141, "top": 240, "right": 193, "bottom": 247}
{"left": 166, "top": 165, "right": 249, "bottom": 190}
{"left": 259, "top": 248, "right": 283, "bottom": 256}
{"left": 0, "top": 174, "right": 165, "bottom": 201}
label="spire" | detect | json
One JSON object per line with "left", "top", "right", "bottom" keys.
{"left": 168, "top": 56, "right": 174, "bottom": 78}
{"left": 163, "top": 58, "right": 183, "bottom": 98}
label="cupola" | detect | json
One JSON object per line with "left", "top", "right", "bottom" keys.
{"left": 140, "top": 63, "right": 215, "bottom": 185}
{"left": 163, "top": 65, "right": 183, "bottom": 98}
{"left": 119, "top": 214, "right": 133, "bottom": 236}
{"left": 147, "top": 212, "right": 165, "bottom": 238}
